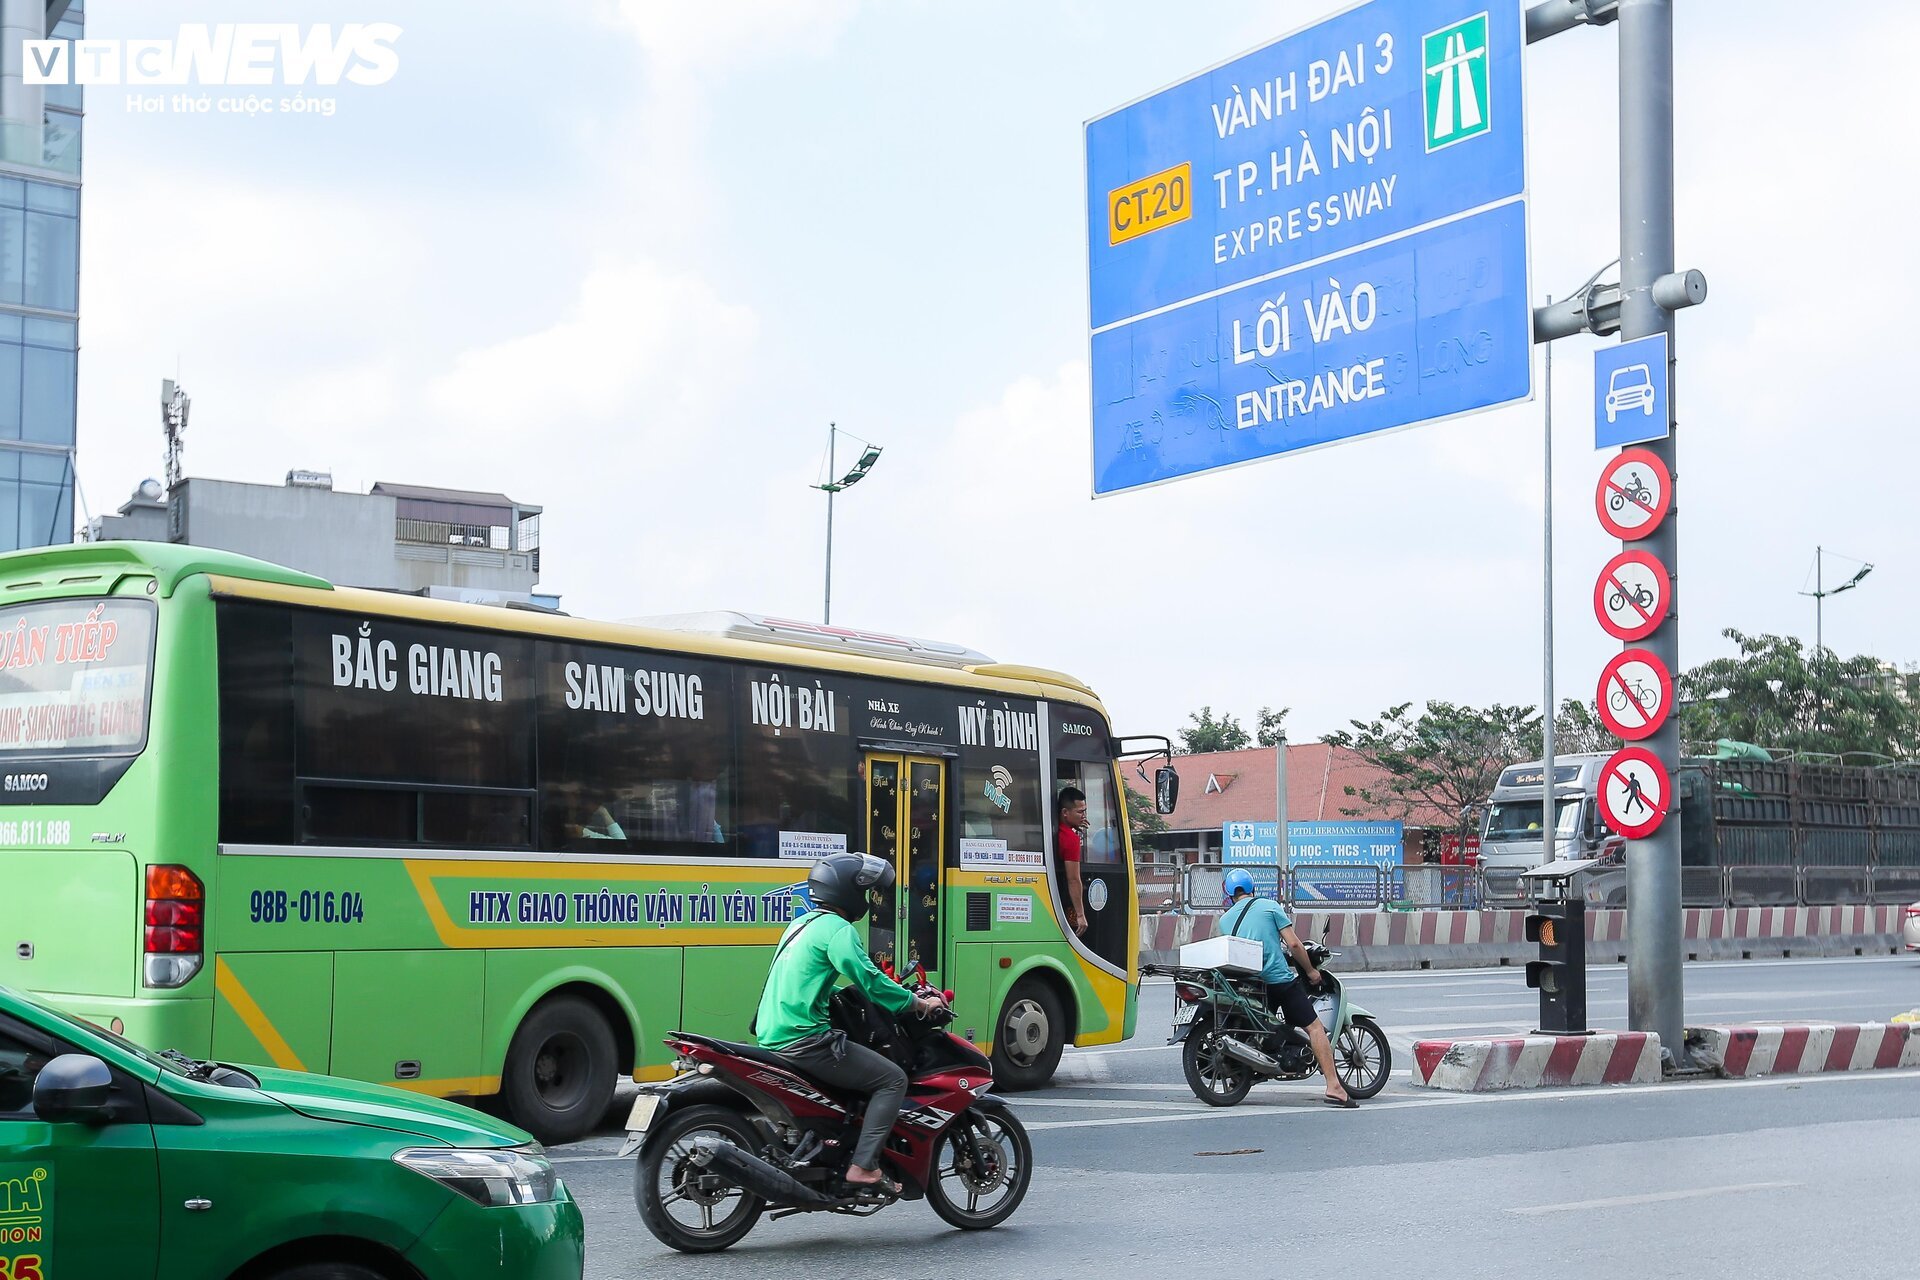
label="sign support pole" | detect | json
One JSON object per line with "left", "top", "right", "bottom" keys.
{"left": 1618, "top": 0, "right": 1683, "bottom": 1062}
{"left": 1541, "top": 297, "right": 1557, "bottom": 871}
{"left": 822, "top": 424, "right": 837, "bottom": 625}
{"left": 1275, "top": 732, "right": 1290, "bottom": 890}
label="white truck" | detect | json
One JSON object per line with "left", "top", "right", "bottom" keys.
{"left": 1475, "top": 755, "right": 1624, "bottom": 902}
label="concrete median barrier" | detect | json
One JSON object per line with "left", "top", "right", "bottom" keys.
{"left": 1410, "top": 1031, "right": 1662, "bottom": 1091}
{"left": 1686, "top": 1023, "right": 1920, "bottom": 1078}
{"left": 1138, "top": 904, "right": 1906, "bottom": 972}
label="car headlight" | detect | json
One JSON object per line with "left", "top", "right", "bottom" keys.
{"left": 394, "top": 1146, "right": 558, "bottom": 1206}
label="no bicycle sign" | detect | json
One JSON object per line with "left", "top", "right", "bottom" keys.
{"left": 1596, "top": 648, "right": 1672, "bottom": 742}
{"left": 1593, "top": 549, "right": 1671, "bottom": 643}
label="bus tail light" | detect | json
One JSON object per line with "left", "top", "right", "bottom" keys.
{"left": 144, "top": 864, "right": 204, "bottom": 988}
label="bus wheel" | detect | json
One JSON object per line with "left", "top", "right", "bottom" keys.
{"left": 989, "top": 979, "right": 1065, "bottom": 1091}
{"left": 502, "top": 995, "right": 617, "bottom": 1145}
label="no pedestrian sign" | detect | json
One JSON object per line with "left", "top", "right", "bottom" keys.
{"left": 1593, "top": 548, "right": 1671, "bottom": 642}
{"left": 1598, "top": 746, "right": 1669, "bottom": 840}
{"left": 1596, "top": 648, "right": 1673, "bottom": 742}
{"left": 1594, "top": 447, "right": 1671, "bottom": 541}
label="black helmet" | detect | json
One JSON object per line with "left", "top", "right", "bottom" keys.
{"left": 807, "top": 852, "right": 893, "bottom": 920}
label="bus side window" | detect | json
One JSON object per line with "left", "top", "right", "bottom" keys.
{"left": 1070, "top": 766, "right": 1124, "bottom": 864}
{"left": 536, "top": 645, "right": 734, "bottom": 854}
{"left": 1059, "top": 759, "right": 1121, "bottom": 859}
{"left": 734, "top": 668, "right": 856, "bottom": 859}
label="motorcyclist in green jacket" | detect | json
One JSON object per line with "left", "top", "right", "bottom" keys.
{"left": 756, "top": 852, "right": 945, "bottom": 1192}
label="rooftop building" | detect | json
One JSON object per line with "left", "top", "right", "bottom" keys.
{"left": 87, "top": 471, "right": 550, "bottom": 604}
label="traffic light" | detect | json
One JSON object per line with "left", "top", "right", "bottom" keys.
{"left": 1524, "top": 899, "right": 1588, "bottom": 1035}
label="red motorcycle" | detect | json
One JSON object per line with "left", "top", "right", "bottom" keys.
{"left": 623, "top": 981, "right": 1032, "bottom": 1253}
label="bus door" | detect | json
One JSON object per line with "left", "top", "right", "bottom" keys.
{"left": 862, "top": 753, "right": 946, "bottom": 987}
{"left": 1049, "top": 710, "right": 1134, "bottom": 977}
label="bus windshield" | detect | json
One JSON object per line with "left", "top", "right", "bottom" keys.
{"left": 1484, "top": 796, "right": 1582, "bottom": 842}
{"left": 0, "top": 599, "right": 156, "bottom": 758}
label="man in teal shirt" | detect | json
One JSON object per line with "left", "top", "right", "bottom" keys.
{"left": 757, "top": 853, "right": 945, "bottom": 1191}
{"left": 1219, "top": 869, "right": 1354, "bottom": 1107}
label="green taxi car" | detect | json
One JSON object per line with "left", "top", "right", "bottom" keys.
{"left": 0, "top": 984, "right": 584, "bottom": 1280}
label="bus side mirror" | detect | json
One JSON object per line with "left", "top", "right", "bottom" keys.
{"left": 1154, "top": 767, "right": 1179, "bottom": 815}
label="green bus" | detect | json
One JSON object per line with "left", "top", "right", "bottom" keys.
{"left": 0, "top": 542, "right": 1153, "bottom": 1141}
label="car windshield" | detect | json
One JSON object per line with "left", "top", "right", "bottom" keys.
{"left": 1613, "top": 369, "right": 1649, "bottom": 388}
{"left": 1484, "top": 798, "right": 1582, "bottom": 842}
{"left": 5, "top": 985, "right": 197, "bottom": 1078}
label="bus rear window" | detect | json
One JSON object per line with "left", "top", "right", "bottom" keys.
{"left": 0, "top": 599, "right": 155, "bottom": 757}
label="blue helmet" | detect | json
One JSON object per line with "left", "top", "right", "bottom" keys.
{"left": 1222, "top": 868, "right": 1256, "bottom": 903}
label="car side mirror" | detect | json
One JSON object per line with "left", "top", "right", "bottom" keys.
{"left": 32, "top": 1053, "right": 115, "bottom": 1125}
{"left": 1154, "top": 767, "right": 1179, "bottom": 815}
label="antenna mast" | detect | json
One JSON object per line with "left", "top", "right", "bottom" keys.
{"left": 161, "top": 378, "right": 190, "bottom": 491}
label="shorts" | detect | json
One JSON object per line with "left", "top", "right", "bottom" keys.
{"left": 1264, "top": 977, "right": 1318, "bottom": 1029}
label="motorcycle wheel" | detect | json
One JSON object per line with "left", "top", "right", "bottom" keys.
{"left": 1181, "top": 1020, "right": 1254, "bottom": 1106}
{"left": 926, "top": 1107, "right": 1033, "bottom": 1230}
{"left": 1334, "top": 1016, "right": 1392, "bottom": 1100}
{"left": 634, "top": 1105, "right": 766, "bottom": 1254}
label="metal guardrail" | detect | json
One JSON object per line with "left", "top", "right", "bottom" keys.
{"left": 1178, "top": 862, "right": 1397, "bottom": 911}
{"left": 1143, "top": 860, "right": 1920, "bottom": 912}
{"left": 1399, "top": 864, "right": 1488, "bottom": 909}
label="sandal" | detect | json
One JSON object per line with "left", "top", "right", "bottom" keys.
{"left": 845, "top": 1172, "right": 902, "bottom": 1198}
{"left": 1321, "top": 1095, "right": 1359, "bottom": 1109}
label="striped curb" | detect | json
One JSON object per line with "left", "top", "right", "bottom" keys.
{"left": 1410, "top": 1031, "right": 1662, "bottom": 1091}
{"left": 1687, "top": 1023, "right": 1920, "bottom": 1078}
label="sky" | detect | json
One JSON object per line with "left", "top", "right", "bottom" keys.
{"left": 71, "top": 0, "right": 1920, "bottom": 746}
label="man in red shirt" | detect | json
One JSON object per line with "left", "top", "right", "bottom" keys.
{"left": 1056, "top": 787, "right": 1089, "bottom": 934}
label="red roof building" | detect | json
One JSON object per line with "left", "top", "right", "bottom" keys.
{"left": 1122, "top": 744, "right": 1457, "bottom": 864}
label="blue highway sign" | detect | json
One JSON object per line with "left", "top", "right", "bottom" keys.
{"left": 1086, "top": 0, "right": 1531, "bottom": 495}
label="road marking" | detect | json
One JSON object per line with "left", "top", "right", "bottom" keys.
{"left": 1020, "top": 1066, "right": 1920, "bottom": 1131}
{"left": 541, "top": 1065, "right": 1920, "bottom": 1156}
{"left": 1507, "top": 1182, "right": 1799, "bottom": 1216}
{"left": 1013, "top": 1096, "right": 1198, "bottom": 1112}
{"left": 1033, "top": 1083, "right": 1196, "bottom": 1094}
{"left": 1063, "top": 1042, "right": 1179, "bottom": 1057}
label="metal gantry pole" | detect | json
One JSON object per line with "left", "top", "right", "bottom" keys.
{"left": 1618, "top": 0, "right": 1684, "bottom": 1059}
{"left": 823, "top": 424, "right": 836, "bottom": 625}
{"left": 1542, "top": 300, "right": 1557, "bottom": 870}
{"left": 1814, "top": 545, "right": 1823, "bottom": 656}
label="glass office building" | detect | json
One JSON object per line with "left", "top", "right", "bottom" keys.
{"left": 0, "top": 0, "right": 81, "bottom": 551}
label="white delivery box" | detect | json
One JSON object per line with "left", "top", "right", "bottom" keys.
{"left": 1179, "top": 934, "right": 1264, "bottom": 974}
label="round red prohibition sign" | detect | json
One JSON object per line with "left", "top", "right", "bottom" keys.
{"left": 1595, "top": 448, "right": 1672, "bottom": 541}
{"left": 1598, "top": 746, "right": 1669, "bottom": 840}
{"left": 1593, "top": 548, "right": 1672, "bottom": 642}
{"left": 1596, "top": 648, "right": 1674, "bottom": 741}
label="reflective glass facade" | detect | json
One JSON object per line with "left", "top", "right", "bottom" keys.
{"left": 0, "top": 4, "right": 82, "bottom": 552}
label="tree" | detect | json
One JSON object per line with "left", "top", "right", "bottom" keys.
{"left": 1125, "top": 784, "right": 1170, "bottom": 843}
{"left": 1322, "top": 701, "right": 1540, "bottom": 823}
{"left": 1178, "top": 705, "right": 1250, "bottom": 754}
{"left": 1542, "top": 698, "right": 1614, "bottom": 756}
{"left": 1678, "top": 629, "right": 1919, "bottom": 759}
{"left": 1256, "top": 705, "right": 1290, "bottom": 747}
